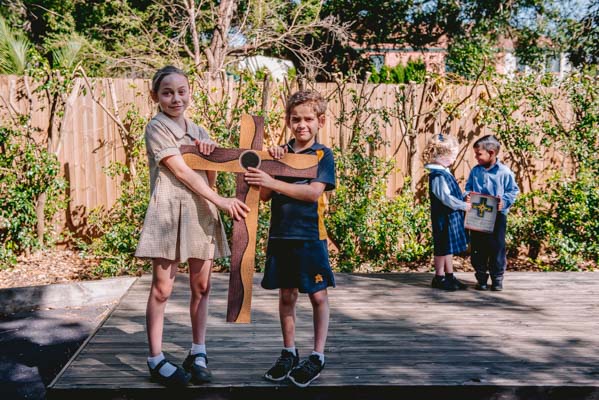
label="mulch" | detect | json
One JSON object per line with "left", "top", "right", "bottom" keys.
{"left": 0, "top": 250, "right": 100, "bottom": 289}
{"left": 0, "top": 248, "right": 557, "bottom": 290}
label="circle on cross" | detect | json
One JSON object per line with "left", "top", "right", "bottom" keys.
{"left": 239, "top": 150, "right": 261, "bottom": 170}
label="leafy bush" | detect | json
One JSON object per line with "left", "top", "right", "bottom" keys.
{"left": 483, "top": 72, "right": 599, "bottom": 270}
{"left": 508, "top": 171, "right": 599, "bottom": 270}
{"left": 76, "top": 109, "right": 150, "bottom": 275}
{"left": 328, "top": 144, "right": 431, "bottom": 272}
{"left": 327, "top": 83, "right": 431, "bottom": 272}
{"left": 0, "top": 127, "right": 66, "bottom": 268}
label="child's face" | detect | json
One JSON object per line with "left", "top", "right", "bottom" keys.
{"left": 474, "top": 147, "right": 495, "bottom": 167}
{"left": 151, "top": 73, "right": 190, "bottom": 119}
{"left": 287, "top": 103, "right": 324, "bottom": 146}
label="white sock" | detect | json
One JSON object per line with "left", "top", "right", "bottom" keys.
{"left": 283, "top": 346, "right": 296, "bottom": 355}
{"left": 191, "top": 343, "right": 207, "bottom": 368}
{"left": 147, "top": 352, "right": 176, "bottom": 377}
{"left": 311, "top": 351, "right": 324, "bottom": 364}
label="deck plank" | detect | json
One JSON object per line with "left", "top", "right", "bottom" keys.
{"left": 48, "top": 272, "right": 599, "bottom": 399}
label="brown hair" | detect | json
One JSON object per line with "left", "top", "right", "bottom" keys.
{"left": 285, "top": 90, "right": 327, "bottom": 120}
{"left": 423, "top": 133, "right": 459, "bottom": 164}
{"left": 151, "top": 65, "right": 188, "bottom": 94}
{"left": 473, "top": 134, "right": 501, "bottom": 154}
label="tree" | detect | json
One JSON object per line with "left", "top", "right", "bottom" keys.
{"left": 156, "top": 0, "right": 348, "bottom": 79}
{"left": 561, "top": 3, "right": 599, "bottom": 67}
{"left": 320, "top": 0, "right": 562, "bottom": 78}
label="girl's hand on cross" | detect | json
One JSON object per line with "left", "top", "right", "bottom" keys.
{"left": 195, "top": 138, "right": 217, "bottom": 155}
{"left": 217, "top": 197, "right": 249, "bottom": 221}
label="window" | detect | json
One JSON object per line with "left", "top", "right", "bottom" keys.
{"left": 545, "top": 54, "right": 561, "bottom": 73}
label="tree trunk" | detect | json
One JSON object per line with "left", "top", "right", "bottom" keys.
{"left": 206, "top": 0, "right": 237, "bottom": 79}
{"left": 36, "top": 192, "right": 46, "bottom": 247}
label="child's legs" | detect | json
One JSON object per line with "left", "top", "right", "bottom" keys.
{"left": 309, "top": 289, "right": 330, "bottom": 354}
{"left": 189, "top": 258, "right": 212, "bottom": 344}
{"left": 489, "top": 213, "right": 507, "bottom": 283}
{"left": 146, "top": 258, "right": 178, "bottom": 356}
{"left": 433, "top": 256, "right": 447, "bottom": 275}
{"left": 470, "top": 232, "right": 490, "bottom": 283}
{"left": 279, "top": 288, "right": 298, "bottom": 348}
{"left": 443, "top": 254, "right": 454, "bottom": 274}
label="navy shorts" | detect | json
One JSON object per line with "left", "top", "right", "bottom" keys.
{"left": 261, "top": 239, "right": 335, "bottom": 294}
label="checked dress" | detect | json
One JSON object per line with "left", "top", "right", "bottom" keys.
{"left": 428, "top": 168, "right": 469, "bottom": 256}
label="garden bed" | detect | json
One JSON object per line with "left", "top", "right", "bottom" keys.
{"left": 0, "top": 248, "right": 571, "bottom": 289}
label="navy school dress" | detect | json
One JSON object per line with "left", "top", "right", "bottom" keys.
{"left": 428, "top": 168, "right": 469, "bottom": 256}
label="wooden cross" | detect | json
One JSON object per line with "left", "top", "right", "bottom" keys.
{"left": 180, "top": 115, "right": 318, "bottom": 323}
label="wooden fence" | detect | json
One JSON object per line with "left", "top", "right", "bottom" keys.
{"left": 0, "top": 74, "right": 571, "bottom": 227}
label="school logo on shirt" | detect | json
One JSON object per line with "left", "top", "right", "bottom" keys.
{"left": 314, "top": 274, "right": 323, "bottom": 283}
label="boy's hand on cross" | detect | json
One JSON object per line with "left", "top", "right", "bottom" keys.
{"left": 268, "top": 145, "right": 287, "bottom": 159}
{"left": 195, "top": 138, "right": 217, "bottom": 155}
{"left": 244, "top": 167, "right": 276, "bottom": 189}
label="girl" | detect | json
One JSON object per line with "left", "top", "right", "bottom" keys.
{"left": 423, "top": 134, "right": 471, "bottom": 291}
{"left": 135, "top": 65, "right": 249, "bottom": 387}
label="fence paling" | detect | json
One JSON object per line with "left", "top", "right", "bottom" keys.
{"left": 0, "top": 75, "right": 572, "bottom": 231}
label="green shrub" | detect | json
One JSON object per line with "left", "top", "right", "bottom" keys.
{"left": 327, "top": 151, "right": 431, "bottom": 272}
{"left": 508, "top": 171, "right": 599, "bottom": 270}
{"left": 79, "top": 109, "right": 150, "bottom": 276}
{"left": 0, "top": 127, "right": 66, "bottom": 268}
{"left": 369, "top": 60, "right": 426, "bottom": 84}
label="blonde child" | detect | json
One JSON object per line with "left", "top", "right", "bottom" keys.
{"left": 244, "top": 90, "right": 336, "bottom": 387}
{"left": 424, "top": 134, "right": 471, "bottom": 291}
{"left": 135, "top": 65, "right": 249, "bottom": 387}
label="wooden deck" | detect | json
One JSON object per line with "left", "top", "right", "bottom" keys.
{"left": 48, "top": 272, "right": 599, "bottom": 399}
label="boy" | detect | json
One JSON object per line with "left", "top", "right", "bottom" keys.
{"left": 465, "top": 135, "right": 519, "bottom": 291}
{"left": 244, "top": 90, "right": 335, "bottom": 388}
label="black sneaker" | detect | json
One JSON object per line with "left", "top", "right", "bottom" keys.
{"left": 475, "top": 282, "right": 489, "bottom": 290}
{"left": 431, "top": 276, "right": 444, "bottom": 289}
{"left": 491, "top": 282, "right": 503, "bottom": 291}
{"left": 182, "top": 352, "right": 212, "bottom": 384}
{"left": 449, "top": 275, "right": 468, "bottom": 290}
{"left": 264, "top": 349, "right": 299, "bottom": 382}
{"left": 288, "top": 354, "right": 324, "bottom": 388}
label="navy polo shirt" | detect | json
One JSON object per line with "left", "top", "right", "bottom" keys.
{"left": 268, "top": 140, "right": 336, "bottom": 240}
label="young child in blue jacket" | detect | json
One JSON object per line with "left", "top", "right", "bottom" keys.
{"left": 465, "top": 135, "right": 519, "bottom": 291}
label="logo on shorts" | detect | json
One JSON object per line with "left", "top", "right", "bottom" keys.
{"left": 314, "top": 274, "right": 323, "bottom": 283}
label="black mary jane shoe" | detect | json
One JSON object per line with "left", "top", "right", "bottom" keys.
{"left": 183, "top": 352, "right": 212, "bottom": 384}
{"left": 148, "top": 359, "right": 191, "bottom": 387}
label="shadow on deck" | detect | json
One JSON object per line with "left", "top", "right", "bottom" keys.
{"left": 48, "top": 272, "right": 599, "bottom": 400}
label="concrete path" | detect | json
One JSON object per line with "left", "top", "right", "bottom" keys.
{"left": 0, "top": 278, "right": 136, "bottom": 400}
